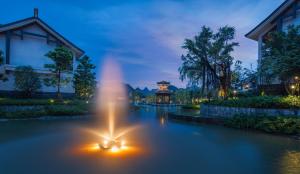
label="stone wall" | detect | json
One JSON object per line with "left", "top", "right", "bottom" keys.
{"left": 200, "top": 104, "right": 300, "bottom": 118}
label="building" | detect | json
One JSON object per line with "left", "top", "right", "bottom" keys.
{"left": 246, "top": 0, "right": 300, "bottom": 93}
{"left": 156, "top": 81, "right": 172, "bottom": 104}
{"left": 0, "top": 9, "right": 84, "bottom": 97}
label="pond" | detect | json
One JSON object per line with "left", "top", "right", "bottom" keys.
{"left": 0, "top": 106, "right": 299, "bottom": 174}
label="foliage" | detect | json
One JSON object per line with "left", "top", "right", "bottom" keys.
{"left": 131, "top": 90, "right": 144, "bottom": 103}
{"left": 14, "top": 66, "right": 41, "bottom": 97}
{"left": 0, "top": 104, "right": 90, "bottom": 118}
{"left": 0, "top": 49, "right": 7, "bottom": 82}
{"left": 260, "top": 25, "right": 300, "bottom": 94}
{"left": 181, "top": 104, "right": 200, "bottom": 110}
{"left": 44, "top": 46, "right": 73, "bottom": 99}
{"left": 179, "top": 26, "right": 239, "bottom": 98}
{"left": 145, "top": 94, "right": 156, "bottom": 104}
{"left": 173, "top": 87, "right": 204, "bottom": 104}
{"left": 0, "top": 98, "right": 86, "bottom": 106}
{"left": 236, "top": 89, "right": 259, "bottom": 98}
{"left": 224, "top": 115, "right": 300, "bottom": 135}
{"left": 173, "top": 89, "right": 192, "bottom": 104}
{"left": 205, "top": 95, "right": 300, "bottom": 109}
{"left": 74, "top": 56, "right": 96, "bottom": 99}
{"left": 232, "top": 61, "right": 257, "bottom": 90}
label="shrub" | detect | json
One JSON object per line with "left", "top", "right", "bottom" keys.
{"left": 224, "top": 115, "right": 300, "bottom": 135}
{"left": 0, "top": 98, "right": 87, "bottom": 106}
{"left": 181, "top": 104, "right": 200, "bottom": 110}
{"left": 0, "top": 104, "right": 90, "bottom": 118}
{"left": 204, "top": 96, "right": 300, "bottom": 109}
{"left": 14, "top": 66, "right": 41, "bottom": 98}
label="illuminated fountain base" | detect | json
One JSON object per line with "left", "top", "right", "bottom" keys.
{"left": 99, "top": 138, "right": 126, "bottom": 152}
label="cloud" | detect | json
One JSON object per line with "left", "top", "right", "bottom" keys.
{"left": 2, "top": 0, "right": 283, "bottom": 88}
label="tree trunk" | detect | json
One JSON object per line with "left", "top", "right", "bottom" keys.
{"left": 57, "top": 69, "right": 62, "bottom": 100}
{"left": 202, "top": 65, "right": 206, "bottom": 96}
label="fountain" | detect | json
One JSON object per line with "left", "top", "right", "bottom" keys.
{"left": 96, "top": 58, "right": 129, "bottom": 152}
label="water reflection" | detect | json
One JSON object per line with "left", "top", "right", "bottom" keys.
{"left": 155, "top": 107, "right": 170, "bottom": 126}
{"left": 280, "top": 151, "right": 300, "bottom": 174}
{"left": 0, "top": 107, "right": 299, "bottom": 174}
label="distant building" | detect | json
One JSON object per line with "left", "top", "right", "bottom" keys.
{"left": 246, "top": 0, "right": 300, "bottom": 93}
{"left": 156, "top": 81, "right": 172, "bottom": 104}
{"left": 0, "top": 9, "right": 84, "bottom": 97}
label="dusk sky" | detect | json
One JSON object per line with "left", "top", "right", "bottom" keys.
{"left": 0, "top": 0, "right": 284, "bottom": 89}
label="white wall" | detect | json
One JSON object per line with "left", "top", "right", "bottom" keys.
{"left": 0, "top": 23, "right": 77, "bottom": 93}
{"left": 10, "top": 24, "right": 56, "bottom": 69}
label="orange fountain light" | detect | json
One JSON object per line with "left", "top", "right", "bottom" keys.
{"left": 99, "top": 137, "right": 126, "bottom": 152}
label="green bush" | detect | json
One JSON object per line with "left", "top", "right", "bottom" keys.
{"left": 181, "top": 104, "right": 200, "bottom": 110}
{"left": 224, "top": 115, "right": 300, "bottom": 135}
{"left": 0, "top": 103, "right": 91, "bottom": 119}
{"left": 0, "top": 98, "right": 87, "bottom": 106}
{"left": 14, "top": 66, "right": 41, "bottom": 97}
{"left": 204, "top": 96, "right": 300, "bottom": 109}
{"left": 44, "top": 105, "right": 89, "bottom": 116}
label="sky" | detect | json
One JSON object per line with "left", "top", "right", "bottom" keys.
{"left": 0, "top": 0, "right": 285, "bottom": 89}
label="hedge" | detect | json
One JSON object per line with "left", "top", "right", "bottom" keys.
{"left": 204, "top": 96, "right": 300, "bottom": 109}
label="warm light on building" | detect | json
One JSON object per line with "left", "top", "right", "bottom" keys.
{"left": 156, "top": 81, "right": 172, "bottom": 104}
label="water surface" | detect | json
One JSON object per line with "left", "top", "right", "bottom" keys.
{"left": 0, "top": 106, "right": 299, "bottom": 174}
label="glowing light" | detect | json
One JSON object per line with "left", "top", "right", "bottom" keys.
{"left": 280, "top": 151, "right": 300, "bottom": 174}
{"left": 295, "top": 76, "right": 299, "bottom": 80}
{"left": 49, "top": 99, "right": 54, "bottom": 103}
{"left": 111, "top": 146, "right": 119, "bottom": 153}
{"left": 103, "top": 140, "right": 108, "bottom": 145}
{"left": 121, "top": 140, "right": 126, "bottom": 146}
{"left": 291, "top": 85, "right": 296, "bottom": 89}
{"left": 108, "top": 102, "right": 115, "bottom": 138}
{"left": 160, "top": 117, "right": 165, "bottom": 125}
{"left": 86, "top": 100, "right": 89, "bottom": 104}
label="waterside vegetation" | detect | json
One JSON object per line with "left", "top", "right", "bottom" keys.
{"left": 204, "top": 96, "right": 300, "bottom": 109}
{"left": 224, "top": 115, "right": 300, "bottom": 135}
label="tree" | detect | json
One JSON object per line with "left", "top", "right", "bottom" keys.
{"left": 173, "top": 89, "right": 191, "bottom": 104}
{"left": 44, "top": 46, "right": 73, "bottom": 99}
{"left": 231, "top": 60, "right": 243, "bottom": 89}
{"left": 0, "top": 50, "right": 7, "bottom": 82}
{"left": 74, "top": 55, "right": 96, "bottom": 99}
{"left": 260, "top": 25, "right": 300, "bottom": 94}
{"left": 14, "top": 66, "right": 41, "bottom": 98}
{"left": 232, "top": 61, "right": 257, "bottom": 90}
{"left": 179, "top": 26, "right": 239, "bottom": 98}
{"left": 145, "top": 94, "right": 156, "bottom": 104}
